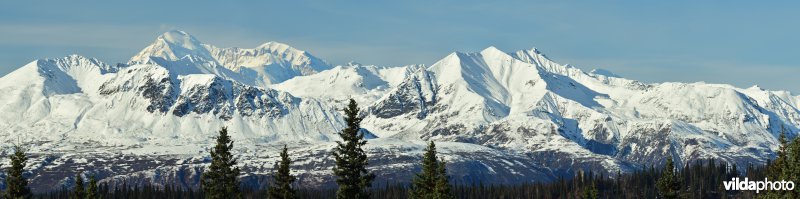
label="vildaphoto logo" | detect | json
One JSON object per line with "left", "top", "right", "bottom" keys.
{"left": 724, "top": 178, "right": 795, "bottom": 193}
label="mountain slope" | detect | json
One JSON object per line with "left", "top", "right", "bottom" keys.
{"left": 365, "top": 45, "right": 795, "bottom": 170}
{"left": 0, "top": 30, "right": 796, "bottom": 192}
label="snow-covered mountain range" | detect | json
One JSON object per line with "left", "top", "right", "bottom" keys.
{"left": 1, "top": 30, "right": 796, "bottom": 192}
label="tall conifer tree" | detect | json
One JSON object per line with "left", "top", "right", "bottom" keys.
{"left": 5, "top": 145, "right": 31, "bottom": 199}
{"left": 332, "top": 99, "right": 374, "bottom": 199}
{"left": 410, "top": 141, "right": 453, "bottom": 199}
{"left": 771, "top": 128, "right": 789, "bottom": 179}
{"left": 201, "top": 127, "right": 242, "bottom": 199}
{"left": 87, "top": 175, "right": 99, "bottom": 199}
{"left": 582, "top": 181, "right": 599, "bottom": 199}
{"left": 73, "top": 173, "right": 86, "bottom": 199}
{"left": 760, "top": 127, "right": 792, "bottom": 198}
{"left": 410, "top": 141, "right": 439, "bottom": 199}
{"left": 269, "top": 144, "right": 297, "bottom": 199}
{"left": 788, "top": 136, "right": 800, "bottom": 197}
{"left": 434, "top": 160, "right": 453, "bottom": 199}
{"left": 657, "top": 156, "right": 682, "bottom": 199}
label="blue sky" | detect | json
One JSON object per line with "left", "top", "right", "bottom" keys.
{"left": 1, "top": 1, "right": 798, "bottom": 92}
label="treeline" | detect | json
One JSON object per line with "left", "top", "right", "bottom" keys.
{"left": 32, "top": 158, "right": 777, "bottom": 199}
{"left": 5, "top": 99, "right": 799, "bottom": 198}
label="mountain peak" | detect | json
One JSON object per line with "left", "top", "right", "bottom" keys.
{"left": 480, "top": 46, "right": 518, "bottom": 61}
{"left": 346, "top": 61, "right": 362, "bottom": 66}
{"left": 130, "top": 30, "right": 213, "bottom": 64}
{"left": 253, "top": 41, "right": 317, "bottom": 61}
{"left": 257, "top": 41, "right": 296, "bottom": 51}
{"left": 158, "top": 30, "right": 203, "bottom": 50}
{"left": 590, "top": 68, "right": 621, "bottom": 78}
{"left": 481, "top": 46, "right": 502, "bottom": 52}
{"left": 526, "top": 47, "right": 542, "bottom": 54}
{"left": 748, "top": 85, "right": 764, "bottom": 91}
{"left": 127, "top": 31, "right": 335, "bottom": 86}
{"left": 513, "top": 47, "right": 548, "bottom": 59}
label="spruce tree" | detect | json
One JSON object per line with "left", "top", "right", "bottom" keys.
{"left": 410, "top": 141, "right": 440, "bottom": 199}
{"left": 87, "top": 175, "right": 99, "bottom": 199}
{"left": 201, "top": 127, "right": 242, "bottom": 199}
{"left": 775, "top": 130, "right": 798, "bottom": 199}
{"left": 72, "top": 173, "right": 86, "bottom": 199}
{"left": 656, "top": 156, "right": 682, "bottom": 199}
{"left": 770, "top": 128, "right": 789, "bottom": 179}
{"left": 268, "top": 144, "right": 297, "bottom": 199}
{"left": 789, "top": 136, "right": 800, "bottom": 197}
{"left": 332, "top": 99, "right": 374, "bottom": 199}
{"left": 760, "top": 127, "right": 792, "bottom": 198}
{"left": 410, "top": 141, "right": 453, "bottom": 199}
{"left": 5, "top": 145, "right": 31, "bottom": 199}
{"left": 434, "top": 160, "right": 453, "bottom": 199}
{"left": 582, "top": 181, "right": 599, "bottom": 199}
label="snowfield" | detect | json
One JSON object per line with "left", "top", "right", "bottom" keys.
{"left": 0, "top": 30, "right": 796, "bottom": 192}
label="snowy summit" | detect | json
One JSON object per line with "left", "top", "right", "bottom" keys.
{"left": 0, "top": 30, "right": 797, "bottom": 191}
